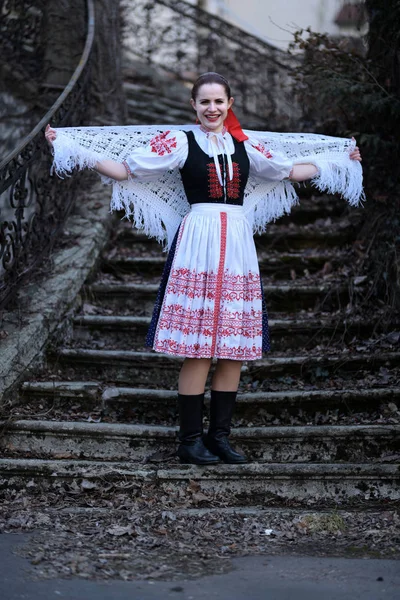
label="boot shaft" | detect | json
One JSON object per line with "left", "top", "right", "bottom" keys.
{"left": 208, "top": 390, "right": 237, "bottom": 439}
{"left": 177, "top": 392, "right": 205, "bottom": 442}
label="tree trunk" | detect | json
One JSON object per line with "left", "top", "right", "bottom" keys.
{"left": 41, "top": 0, "right": 86, "bottom": 87}
{"left": 89, "top": 0, "right": 127, "bottom": 124}
{"left": 365, "top": 0, "right": 400, "bottom": 99}
{"left": 41, "top": 0, "right": 126, "bottom": 124}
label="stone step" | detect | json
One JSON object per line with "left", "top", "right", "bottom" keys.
{"left": 84, "top": 281, "right": 350, "bottom": 314}
{"left": 2, "top": 419, "right": 399, "bottom": 463}
{"left": 125, "top": 101, "right": 192, "bottom": 126}
{"left": 50, "top": 348, "right": 400, "bottom": 387}
{"left": 1, "top": 458, "right": 399, "bottom": 507}
{"left": 126, "top": 97, "right": 194, "bottom": 121}
{"left": 102, "top": 250, "right": 348, "bottom": 280}
{"left": 21, "top": 380, "right": 102, "bottom": 405}
{"left": 18, "top": 383, "right": 400, "bottom": 426}
{"left": 126, "top": 98, "right": 193, "bottom": 123}
{"left": 70, "top": 314, "right": 381, "bottom": 351}
{"left": 123, "top": 81, "right": 194, "bottom": 120}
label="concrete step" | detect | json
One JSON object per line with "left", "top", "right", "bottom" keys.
{"left": 18, "top": 382, "right": 400, "bottom": 426}
{"left": 70, "top": 313, "right": 382, "bottom": 351}
{"left": 2, "top": 419, "right": 399, "bottom": 463}
{"left": 49, "top": 348, "right": 400, "bottom": 386}
{"left": 1, "top": 458, "right": 399, "bottom": 507}
{"left": 84, "top": 281, "right": 351, "bottom": 314}
{"left": 102, "top": 250, "right": 349, "bottom": 280}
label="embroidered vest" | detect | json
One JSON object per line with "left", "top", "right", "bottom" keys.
{"left": 179, "top": 131, "right": 250, "bottom": 206}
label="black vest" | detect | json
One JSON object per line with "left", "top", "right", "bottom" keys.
{"left": 179, "top": 130, "right": 250, "bottom": 206}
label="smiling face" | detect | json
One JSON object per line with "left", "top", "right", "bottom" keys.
{"left": 190, "top": 83, "right": 234, "bottom": 133}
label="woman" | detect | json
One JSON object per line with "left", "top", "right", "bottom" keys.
{"left": 46, "top": 72, "right": 362, "bottom": 467}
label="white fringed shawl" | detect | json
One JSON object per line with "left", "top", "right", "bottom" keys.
{"left": 51, "top": 124, "right": 364, "bottom": 250}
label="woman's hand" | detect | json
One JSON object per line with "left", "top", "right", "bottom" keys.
{"left": 350, "top": 138, "right": 361, "bottom": 161}
{"left": 45, "top": 124, "right": 57, "bottom": 146}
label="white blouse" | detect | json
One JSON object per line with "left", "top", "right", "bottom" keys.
{"left": 123, "top": 126, "right": 293, "bottom": 184}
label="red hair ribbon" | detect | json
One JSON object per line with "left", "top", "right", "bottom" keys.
{"left": 224, "top": 108, "right": 248, "bottom": 142}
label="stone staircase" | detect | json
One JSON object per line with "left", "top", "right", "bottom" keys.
{"left": 1, "top": 189, "right": 400, "bottom": 514}
{"left": 122, "top": 57, "right": 195, "bottom": 125}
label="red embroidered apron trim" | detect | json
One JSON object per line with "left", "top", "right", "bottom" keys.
{"left": 165, "top": 268, "right": 262, "bottom": 301}
{"left": 154, "top": 339, "right": 261, "bottom": 360}
{"left": 211, "top": 212, "right": 227, "bottom": 356}
{"left": 156, "top": 305, "right": 262, "bottom": 338}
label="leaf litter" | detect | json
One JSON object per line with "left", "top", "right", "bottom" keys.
{"left": 0, "top": 482, "right": 399, "bottom": 582}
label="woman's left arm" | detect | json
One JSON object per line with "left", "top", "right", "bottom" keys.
{"left": 290, "top": 142, "right": 362, "bottom": 182}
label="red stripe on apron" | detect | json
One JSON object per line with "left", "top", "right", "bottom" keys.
{"left": 210, "top": 211, "right": 227, "bottom": 356}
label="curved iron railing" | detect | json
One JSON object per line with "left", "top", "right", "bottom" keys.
{"left": 0, "top": 0, "right": 95, "bottom": 310}
{"left": 125, "top": 0, "right": 298, "bottom": 128}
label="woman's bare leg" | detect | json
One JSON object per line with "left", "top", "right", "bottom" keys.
{"left": 178, "top": 357, "right": 212, "bottom": 395}
{"left": 177, "top": 357, "right": 218, "bottom": 465}
{"left": 211, "top": 359, "right": 242, "bottom": 391}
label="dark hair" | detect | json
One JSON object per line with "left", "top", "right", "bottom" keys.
{"left": 191, "top": 72, "right": 232, "bottom": 101}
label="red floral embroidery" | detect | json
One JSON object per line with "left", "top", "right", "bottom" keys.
{"left": 207, "top": 163, "right": 223, "bottom": 199}
{"left": 154, "top": 261, "right": 263, "bottom": 359}
{"left": 150, "top": 130, "right": 177, "bottom": 155}
{"left": 252, "top": 143, "right": 273, "bottom": 159}
{"left": 207, "top": 162, "right": 241, "bottom": 199}
{"left": 157, "top": 305, "right": 262, "bottom": 339}
{"left": 227, "top": 163, "right": 241, "bottom": 199}
{"left": 166, "top": 268, "right": 262, "bottom": 302}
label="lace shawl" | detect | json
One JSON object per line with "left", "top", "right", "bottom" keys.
{"left": 51, "top": 124, "right": 364, "bottom": 250}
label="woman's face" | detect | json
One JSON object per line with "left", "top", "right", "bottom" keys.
{"left": 190, "top": 83, "right": 234, "bottom": 133}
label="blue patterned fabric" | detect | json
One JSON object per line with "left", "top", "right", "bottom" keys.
{"left": 259, "top": 278, "right": 271, "bottom": 352}
{"left": 146, "top": 227, "right": 180, "bottom": 347}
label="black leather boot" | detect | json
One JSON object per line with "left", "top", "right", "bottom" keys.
{"left": 204, "top": 390, "right": 248, "bottom": 464}
{"left": 177, "top": 393, "right": 220, "bottom": 465}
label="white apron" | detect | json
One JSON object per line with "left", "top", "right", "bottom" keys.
{"left": 152, "top": 203, "right": 263, "bottom": 360}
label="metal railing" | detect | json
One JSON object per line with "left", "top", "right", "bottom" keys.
{"left": 0, "top": 0, "right": 298, "bottom": 309}
{"left": 0, "top": 0, "right": 95, "bottom": 310}
{"left": 125, "top": 0, "right": 298, "bottom": 128}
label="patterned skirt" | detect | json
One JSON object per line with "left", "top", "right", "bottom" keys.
{"left": 146, "top": 203, "right": 270, "bottom": 360}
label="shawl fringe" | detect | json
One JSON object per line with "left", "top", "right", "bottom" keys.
{"left": 51, "top": 125, "right": 364, "bottom": 250}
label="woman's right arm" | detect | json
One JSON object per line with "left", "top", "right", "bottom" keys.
{"left": 93, "top": 159, "right": 128, "bottom": 181}
{"left": 45, "top": 125, "right": 129, "bottom": 181}
{"left": 45, "top": 126, "right": 188, "bottom": 182}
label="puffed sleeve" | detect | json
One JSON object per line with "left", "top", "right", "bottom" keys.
{"left": 245, "top": 137, "right": 293, "bottom": 181}
{"left": 123, "top": 130, "right": 188, "bottom": 182}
